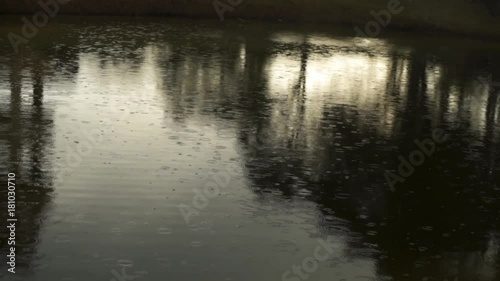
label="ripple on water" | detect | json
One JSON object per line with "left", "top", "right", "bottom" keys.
{"left": 117, "top": 259, "right": 134, "bottom": 267}
{"left": 157, "top": 227, "right": 173, "bottom": 235}
{"left": 191, "top": 241, "right": 202, "bottom": 247}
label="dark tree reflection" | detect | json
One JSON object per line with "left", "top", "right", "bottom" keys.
{"left": 0, "top": 50, "right": 60, "bottom": 279}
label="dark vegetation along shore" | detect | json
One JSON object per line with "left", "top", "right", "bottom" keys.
{"left": 1, "top": 0, "right": 500, "bottom": 37}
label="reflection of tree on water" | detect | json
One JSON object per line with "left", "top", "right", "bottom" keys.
{"left": 484, "top": 59, "right": 500, "bottom": 177}
{"left": 71, "top": 22, "right": 499, "bottom": 280}
{"left": 0, "top": 51, "right": 58, "bottom": 277}
{"left": 230, "top": 44, "right": 500, "bottom": 280}
{"left": 146, "top": 25, "right": 500, "bottom": 279}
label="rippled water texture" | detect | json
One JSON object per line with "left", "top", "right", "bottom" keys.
{"left": 0, "top": 17, "right": 499, "bottom": 281}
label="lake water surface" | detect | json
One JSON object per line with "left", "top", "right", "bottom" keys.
{"left": 0, "top": 16, "right": 499, "bottom": 281}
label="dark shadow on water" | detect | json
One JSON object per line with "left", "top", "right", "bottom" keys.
{"left": 0, "top": 18, "right": 498, "bottom": 280}
{"left": 0, "top": 49, "right": 64, "bottom": 279}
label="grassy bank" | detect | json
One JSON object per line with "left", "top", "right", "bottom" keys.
{"left": 1, "top": 0, "right": 499, "bottom": 36}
